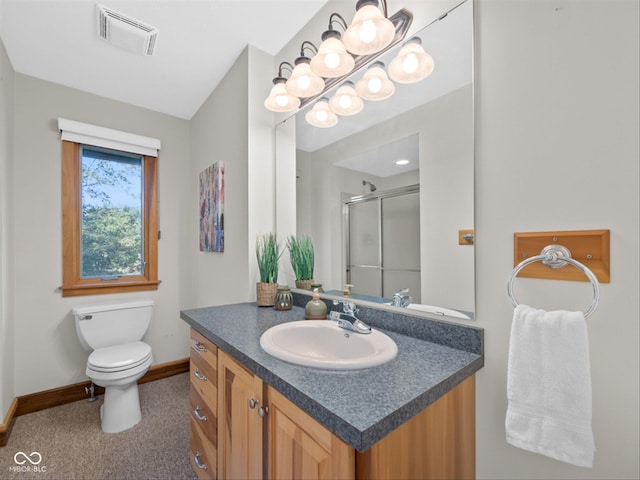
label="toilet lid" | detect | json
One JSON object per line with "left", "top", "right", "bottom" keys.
{"left": 88, "top": 341, "right": 152, "bottom": 372}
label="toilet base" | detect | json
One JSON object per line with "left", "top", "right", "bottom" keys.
{"left": 99, "top": 382, "right": 142, "bottom": 433}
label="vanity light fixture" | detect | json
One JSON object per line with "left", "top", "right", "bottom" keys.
{"left": 342, "top": 0, "right": 395, "bottom": 56}
{"left": 285, "top": 41, "right": 325, "bottom": 98}
{"left": 264, "top": 62, "right": 300, "bottom": 113}
{"left": 328, "top": 81, "right": 364, "bottom": 116}
{"left": 305, "top": 98, "right": 338, "bottom": 128}
{"left": 266, "top": 0, "right": 414, "bottom": 116}
{"left": 310, "top": 14, "right": 355, "bottom": 78}
{"left": 395, "top": 159, "right": 410, "bottom": 165}
{"left": 388, "top": 37, "right": 435, "bottom": 84}
{"left": 355, "top": 61, "right": 395, "bottom": 100}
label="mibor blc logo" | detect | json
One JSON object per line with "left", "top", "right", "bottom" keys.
{"left": 10, "top": 451, "right": 47, "bottom": 473}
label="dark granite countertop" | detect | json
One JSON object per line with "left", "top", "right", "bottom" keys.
{"left": 181, "top": 301, "right": 483, "bottom": 452}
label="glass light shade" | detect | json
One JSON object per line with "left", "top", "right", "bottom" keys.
{"left": 343, "top": 3, "right": 395, "bottom": 56}
{"left": 388, "top": 38, "right": 435, "bottom": 84}
{"left": 305, "top": 99, "right": 338, "bottom": 128}
{"left": 264, "top": 80, "right": 300, "bottom": 112}
{"left": 355, "top": 62, "right": 395, "bottom": 100}
{"left": 310, "top": 35, "right": 355, "bottom": 78}
{"left": 328, "top": 82, "right": 364, "bottom": 116}
{"left": 286, "top": 58, "right": 325, "bottom": 98}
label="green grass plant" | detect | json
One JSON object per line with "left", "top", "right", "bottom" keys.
{"left": 286, "top": 234, "right": 314, "bottom": 281}
{"left": 256, "top": 233, "right": 282, "bottom": 284}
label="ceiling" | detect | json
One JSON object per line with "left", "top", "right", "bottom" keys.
{"left": 0, "top": 0, "right": 327, "bottom": 119}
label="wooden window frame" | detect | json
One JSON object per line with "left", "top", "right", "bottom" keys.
{"left": 60, "top": 140, "right": 159, "bottom": 297}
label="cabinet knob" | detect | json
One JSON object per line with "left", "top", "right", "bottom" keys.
{"left": 248, "top": 398, "right": 259, "bottom": 409}
{"left": 194, "top": 405, "right": 207, "bottom": 422}
{"left": 193, "top": 368, "right": 207, "bottom": 381}
{"left": 258, "top": 406, "right": 269, "bottom": 418}
{"left": 193, "top": 451, "right": 207, "bottom": 470}
{"left": 193, "top": 342, "right": 207, "bottom": 352}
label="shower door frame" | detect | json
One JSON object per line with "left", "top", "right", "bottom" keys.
{"left": 343, "top": 184, "right": 420, "bottom": 300}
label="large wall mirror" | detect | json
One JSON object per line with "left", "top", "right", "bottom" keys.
{"left": 276, "top": 0, "right": 475, "bottom": 320}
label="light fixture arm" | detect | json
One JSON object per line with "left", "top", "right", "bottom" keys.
{"left": 299, "top": 41, "right": 318, "bottom": 58}
{"left": 277, "top": 61, "right": 295, "bottom": 79}
{"left": 328, "top": 13, "right": 349, "bottom": 33}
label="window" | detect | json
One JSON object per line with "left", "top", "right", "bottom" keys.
{"left": 61, "top": 141, "right": 159, "bottom": 296}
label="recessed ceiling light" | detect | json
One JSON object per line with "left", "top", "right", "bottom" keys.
{"left": 395, "top": 159, "right": 410, "bottom": 166}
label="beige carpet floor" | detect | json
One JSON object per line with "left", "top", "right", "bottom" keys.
{"left": 0, "top": 373, "right": 198, "bottom": 480}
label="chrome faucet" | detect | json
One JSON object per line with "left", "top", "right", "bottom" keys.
{"left": 390, "top": 288, "right": 412, "bottom": 308}
{"left": 330, "top": 300, "right": 371, "bottom": 334}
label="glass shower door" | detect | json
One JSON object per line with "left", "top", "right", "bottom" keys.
{"left": 381, "top": 191, "right": 421, "bottom": 302}
{"left": 347, "top": 198, "right": 381, "bottom": 296}
{"left": 345, "top": 186, "right": 420, "bottom": 302}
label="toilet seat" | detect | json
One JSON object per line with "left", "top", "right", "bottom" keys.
{"left": 88, "top": 341, "right": 152, "bottom": 373}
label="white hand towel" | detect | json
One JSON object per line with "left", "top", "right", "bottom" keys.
{"left": 505, "top": 304, "right": 595, "bottom": 467}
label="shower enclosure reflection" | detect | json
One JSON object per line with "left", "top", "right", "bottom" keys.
{"left": 345, "top": 185, "right": 421, "bottom": 303}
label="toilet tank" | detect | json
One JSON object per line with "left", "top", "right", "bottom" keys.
{"left": 73, "top": 299, "right": 154, "bottom": 350}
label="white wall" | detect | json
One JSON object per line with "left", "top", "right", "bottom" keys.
{"left": 473, "top": 1, "right": 639, "bottom": 478}
{"left": 189, "top": 49, "right": 250, "bottom": 308}
{"left": 0, "top": 33, "right": 14, "bottom": 420}
{"left": 10, "top": 74, "right": 192, "bottom": 395}
{"left": 247, "top": 46, "right": 279, "bottom": 293}
{"left": 189, "top": 46, "right": 275, "bottom": 308}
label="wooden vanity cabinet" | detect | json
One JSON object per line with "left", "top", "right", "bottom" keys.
{"left": 356, "top": 375, "right": 476, "bottom": 480}
{"left": 216, "top": 350, "right": 352, "bottom": 480}
{"left": 189, "top": 328, "right": 476, "bottom": 480}
{"left": 217, "top": 350, "right": 264, "bottom": 479}
{"left": 190, "top": 329, "right": 218, "bottom": 479}
{"left": 266, "top": 385, "right": 355, "bottom": 480}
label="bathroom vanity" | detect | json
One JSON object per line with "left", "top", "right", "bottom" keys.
{"left": 181, "top": 302, "right": 483, "bottom": 480}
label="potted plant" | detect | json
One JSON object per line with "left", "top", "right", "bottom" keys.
{"left": 255, "top": 233, "right": 282, "bottom": 306}
{"left": 286, "top": 234, "right": 314, "bottom": 290}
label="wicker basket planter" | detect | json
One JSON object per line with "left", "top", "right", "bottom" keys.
{"left": 256, "top": 282, "right": 278, "bottom": 307}
{"left": 255, "top": 233, "right": 282, "bottom": 307}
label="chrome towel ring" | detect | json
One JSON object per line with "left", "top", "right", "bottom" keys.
{"left": 507, "top": 244, "right": 600, "bottom": 318}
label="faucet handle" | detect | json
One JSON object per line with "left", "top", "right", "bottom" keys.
{"left": 342, "top": 301, "right": 357, "bottom": 316}
{"left": 332, "top": 299, "right": 358, "bottom": 316}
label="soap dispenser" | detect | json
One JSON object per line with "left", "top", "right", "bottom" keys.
{"left": 305, "top": 288, "right": 327, "bottom": 320}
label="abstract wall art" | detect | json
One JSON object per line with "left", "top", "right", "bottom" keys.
{"left": 199, "top": 161, "right": 224, "bottom": 252}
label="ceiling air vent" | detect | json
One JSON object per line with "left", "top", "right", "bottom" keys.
{"left": 97, "top": 4, "right": 158, "bottom": 56}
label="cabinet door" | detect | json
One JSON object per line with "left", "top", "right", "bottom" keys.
{"left": 356, "top": 375, "right": 476, "bottom": 480}
{"left": 217, "top": 350, "right": 264, "bottom": 480}
{"left": 266, "top": 386, "right": 355, "bottom": 480}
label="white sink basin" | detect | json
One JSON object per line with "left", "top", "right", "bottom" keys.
{"left": 259, "top": 320, "right": 398, "bottom": 370}
{"left": 405, "top": 303, "right": 472, "bottom": 320}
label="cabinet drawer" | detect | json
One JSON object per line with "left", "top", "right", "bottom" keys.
{"left": 190, "top": 417, "right": 217, "bottom": 480}
{"left": 191, "top": 352, "right": 217, "bottom": 403}
{"left": 190, "top": 384, "right": 217, "bottom": 446}
{"left": 191, "top": 329, "right": 218, "bottom": 368}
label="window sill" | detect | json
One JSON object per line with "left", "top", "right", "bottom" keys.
{"left": 60, "top": 280, "right": 161, "bottom": 297}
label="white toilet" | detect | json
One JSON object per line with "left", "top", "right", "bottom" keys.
{"left": 73, "top": 299, "right": 154, "bottom": 433}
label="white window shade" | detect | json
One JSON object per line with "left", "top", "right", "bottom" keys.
{"left": 58, "top": 118, "right": 161, "bottom": 157}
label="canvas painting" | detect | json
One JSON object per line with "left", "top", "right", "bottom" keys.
{"left": 199, "top": 162, "right": 224, "bottom": 252}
